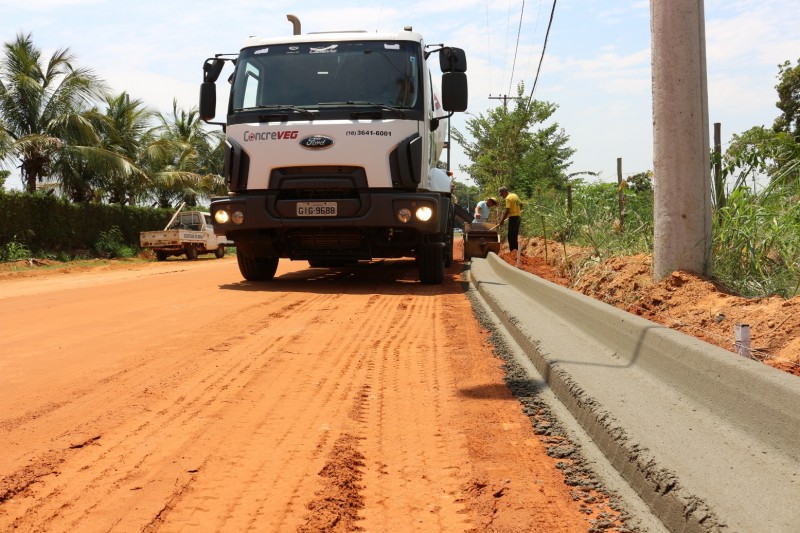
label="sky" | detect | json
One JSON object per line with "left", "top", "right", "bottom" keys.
{"left": 1, "top": 0, "right": 799, "bottom": 190}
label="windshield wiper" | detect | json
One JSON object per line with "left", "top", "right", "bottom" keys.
{"left": 317, "top": 101, "right": 407, "bottom": 118}
{"left": 252, "top": 105, "right": 318, "bottom": 120}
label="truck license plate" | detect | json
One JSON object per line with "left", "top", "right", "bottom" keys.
{"left": 297, "top": 202, "right": 337, "bottom": 216}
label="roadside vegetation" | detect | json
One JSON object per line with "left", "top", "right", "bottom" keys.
{"left": 0, "top": 32, "right": 225, "bottom": 262}
{"left": 453, "top": 62, "right": 800, "bottom": 298}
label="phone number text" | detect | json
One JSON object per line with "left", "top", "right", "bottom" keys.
{"left": 345, "top": 130, "right": 392, "bottom": 137}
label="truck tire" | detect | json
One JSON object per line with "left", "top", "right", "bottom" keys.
{"left": 215, "top": 246, "right": 226, "bottom": 259}
{"left": 185, "top": 246, "right": 199, "bottom": 260}
{"left": 155, "top": 251, "right": 168, "bottom": 262}
{"left": 237, "top": 253, "right": 279, "bottom": 281}
{"left": 417, "top": 243, "right": 445, "bottom": 284}
{"left": 444, "top": 207, "right": 455, "bottom": 267}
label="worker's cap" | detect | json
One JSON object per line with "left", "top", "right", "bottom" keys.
{"left": 499, "top": 186, "right": 509, "bottom": 194}
{"left": 489, "top": 197, "right": 498, "bottom": 204}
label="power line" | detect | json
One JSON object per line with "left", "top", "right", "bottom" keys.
{"left": 527, "top": 0, "right": 557, "bottom": 105}
{"left": 501, "top": 0, "right": 513, "bottom": 94}
{"left": 486, "top": 0, "right": 493, "bottom": 95}
{"left": 507, "top": 0, "right": 526, "bottom": 95}
{"left": 524, "top": 0, "right": 546, "bottom": 84}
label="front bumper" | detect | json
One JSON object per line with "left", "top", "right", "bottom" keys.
{"left": 210, "top": 191, "right": 449, "bottom": 260}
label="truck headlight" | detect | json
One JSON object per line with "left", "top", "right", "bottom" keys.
{"left": 232, "top": 210, "right": 245, "bottom": 225}
{"left": 214, "top": 210, "right": 229, "bottom": 224}
{"left": 415, "top": 206, "right": 433, "bottom": 222}
{"left": 397, "top": 208, "right": 412, "bottom": 223}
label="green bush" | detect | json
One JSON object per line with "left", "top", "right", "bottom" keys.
{"left": 0, "top": 190, "right": 175, "bottom": 257}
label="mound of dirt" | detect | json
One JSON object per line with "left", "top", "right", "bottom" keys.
{"left": 498, "top": 238, "right": 800, "bottom": 377}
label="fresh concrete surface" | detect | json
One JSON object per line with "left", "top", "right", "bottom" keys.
{"left": 470, "top": 254, "right": 800, "bottom": 533}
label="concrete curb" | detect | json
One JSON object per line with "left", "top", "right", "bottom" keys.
{"left": 470, "top": 254, "right": 800, "bottom": 533}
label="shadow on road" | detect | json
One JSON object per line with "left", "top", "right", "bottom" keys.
{"left": 219, "top": 258, "right": 467, "bottom": 296}
{"left": 457, "top": 378, "right": 547, "bottom": 400}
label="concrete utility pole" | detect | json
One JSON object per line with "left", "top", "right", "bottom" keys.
{"left": 651, "top": 0, "right": 712, "bottom": 279}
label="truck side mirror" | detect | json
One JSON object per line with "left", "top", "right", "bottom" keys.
{"left": 441, "top": 72, "right": 468, "bottom": 112}
{"left": 439, "top": 47, "right": 467, "bottom": 73}
{"left": 199, "top": 82, "right": 217, "bottom": 121}
{"left": 203, "top": 58, "right": 225, "bottom": 83}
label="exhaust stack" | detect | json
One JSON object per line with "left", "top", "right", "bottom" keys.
{"left": 287, "top": 14, "right": 301, "bottom": 35}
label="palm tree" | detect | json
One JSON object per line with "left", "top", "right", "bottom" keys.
{"left": 147, "top": 100, "right": 225, "bottom": 207}
{"left": 87, "top": 92, "right": 156, "bottom": 205}
{"left": 0, "top": 32, "right": 107, "bottom": 193}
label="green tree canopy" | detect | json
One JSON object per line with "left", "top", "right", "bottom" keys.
{"left": 721, "top": 59, "right": 800, "bottom": 202}
{"left": 773, "top": 58, "right": 800, "bottom": 142}
{"left": 451, "top": 82, "right": 574, "bottom": 199}
{"left": 86, "top": 91, "right": 156, "bottom": 205}
{"left": 722, "top": 126, "right": 800, "bottom": 201}
{"left": 0, "top": 32, "right": 107, "bottom": 193}
{"left": 146, "top": 100, "right": 225, "bottom": 208}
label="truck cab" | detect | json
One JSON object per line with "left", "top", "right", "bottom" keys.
{"left": 200, "top": 20, "right": 467, "bottom": 283}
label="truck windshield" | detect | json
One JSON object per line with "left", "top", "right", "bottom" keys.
{"left": 231, "top": 40, "right": 421, "bottom": 112}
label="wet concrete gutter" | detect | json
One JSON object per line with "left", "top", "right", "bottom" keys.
{"left": 470, "top": 254, "right": 800, "bottom": 533}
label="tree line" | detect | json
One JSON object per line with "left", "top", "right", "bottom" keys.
{"left": 0, "top": 32, "right": 224, "bottom": 208}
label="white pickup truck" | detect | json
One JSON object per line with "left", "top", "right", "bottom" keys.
{"left": 140, "top": 210, "right": 232, "bottom": 261}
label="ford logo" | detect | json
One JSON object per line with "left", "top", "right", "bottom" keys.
{"left": 299, "top": 135, "right": 335, "bottom": 150}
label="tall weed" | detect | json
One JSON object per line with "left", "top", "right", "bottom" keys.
{"left": 95, "top": 226, "right": 136, "bottom": 258}
{"left": 519, "top": 183, "right": 653, "bottom": 260}
{"left": 0, "top": 237, "right": 31, "bottom": 262}
{"left": 713, "top": 186, "right": 800, "bottom": 297}
{"left": 515, "top": 176, "right": 800, "bottom": 298}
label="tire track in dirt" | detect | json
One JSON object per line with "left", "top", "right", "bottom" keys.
{"left": 148, "top": 290, "right": 403, "bottom": 531}
{"left": 2, "top": 265, "right": 321, "bottom": 528}
{"left": 2, "top": 293, "right": 331, "bottom": 530}
{"left": 351, "top": 289, "right": 475, "bottom": 531}
{"left": 1, "top": 257, "right": 632, "bottom": 532}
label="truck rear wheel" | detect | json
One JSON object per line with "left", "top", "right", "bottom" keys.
{"left": 237, "top": 253, "right": 279, "bottom": 281}
{"left": 185, "top": 246, "right": 198, "bottom": 260}
{"left": 417, "top": 243, "right": 445, "bottom": 284}
{"left": 444, "top": 218, "right": 454, "bottom": 267}
{"left": 215, "top": 246, "right": 226, "bottom": 259}
{"left": 155, "top": 251, "right": 168, "bottom": 262}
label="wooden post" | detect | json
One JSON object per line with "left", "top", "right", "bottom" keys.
{"left": 713, "top": 122, "right": 725, "bottom": 213}
{"left": 617, "top": 157, "right": 625, "bottom": 232}
{"left": 537, "top": 188, "right": 548, "bottom": 264}
{"left": 734, "top": 323, "right": 752, "bottom": 359}
{"left": 567, "top": 185, "right": 573, "bottom": 215}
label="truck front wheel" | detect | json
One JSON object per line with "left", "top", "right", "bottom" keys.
{"left": 237, "top": 253, "right": 279, "bottom": 281}
{"left": 215, "top": 246, "right": 226, "bottom": 259}
{"left": 417, "top": 243, "right": 445, "bottom": 284}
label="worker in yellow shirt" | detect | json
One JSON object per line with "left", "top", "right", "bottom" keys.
{"left": 498, "top": 186, "right": 522, "bottom": 254}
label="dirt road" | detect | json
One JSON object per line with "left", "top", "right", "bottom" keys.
{"left": 0, "top": 254, "right": 624, "bottom": 532}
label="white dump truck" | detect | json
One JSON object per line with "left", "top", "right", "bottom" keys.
{"left": 199, "top": 15, "right": 468, "bottom": 283}
{"left": 140, "top": 209, "right": 232, "bottom": 261}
